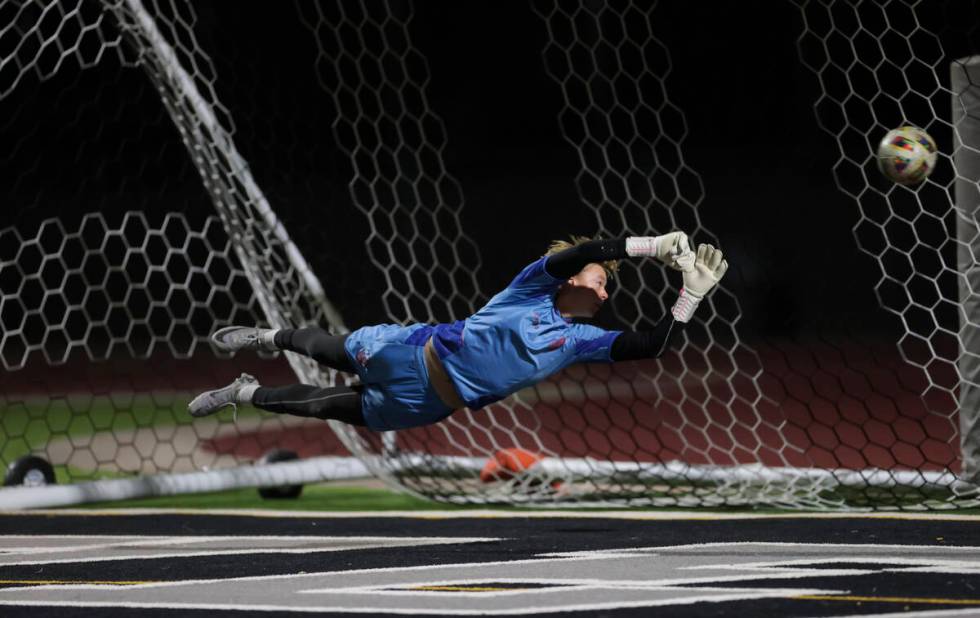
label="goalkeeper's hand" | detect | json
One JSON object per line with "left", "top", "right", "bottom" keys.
{"left": 672, "top": 243, "right": 728, "bottom": 323}
{"left": 626, "top": 232, "right": 692, "bottom": 271}
{"left": 683, "top": 243, "right": 728, "bottom": 299}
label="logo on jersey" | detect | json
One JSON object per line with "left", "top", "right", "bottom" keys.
{"left": 355, "top": 348, "right": 370, "bottom": 367}
{"left": 548, "top": 336, "right": 566, "bottom": 350}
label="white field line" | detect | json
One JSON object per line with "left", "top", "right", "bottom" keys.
{"left": 6, "top": 508, "right": 980, "bottom": 521}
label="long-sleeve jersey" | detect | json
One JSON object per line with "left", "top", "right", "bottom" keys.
{"left": 428, "top": 238, "right": 682, "bottom": 409}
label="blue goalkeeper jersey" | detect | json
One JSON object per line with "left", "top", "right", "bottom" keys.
{"left": 430, "top": 256, "right": 621, "bottom": 409}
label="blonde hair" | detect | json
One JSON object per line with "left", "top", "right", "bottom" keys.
{"left": 545, "top": 235, "right": 619, "bottom": 279}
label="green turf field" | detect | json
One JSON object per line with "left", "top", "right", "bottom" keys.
{"left": 1, "top": 393, "right": 260, "bottom": 483}
{"left": 2, "top": 394, "right": 197, "bottom": 457}
{"left": 79, "top": 483, "right": 452, "bottom": 511}
{"left": 71, "top": 482, "right": 980, "bottom": 514}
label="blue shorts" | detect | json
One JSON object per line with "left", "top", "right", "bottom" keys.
{"left": 343, "top": 323, "right": 454, "bottom": 431}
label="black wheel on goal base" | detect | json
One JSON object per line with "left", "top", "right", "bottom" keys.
{"left": 256, "top": 448, "right": 304, "bottom": 500}
{"left": 4, "top": 455, "right": 56, "bottom": 487}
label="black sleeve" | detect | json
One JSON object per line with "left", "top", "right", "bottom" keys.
{"left": 610, "top": 315, "right": 684, "bottom": 361}
{"left": 543, "top": 238, "right": 628, "bottom": 279}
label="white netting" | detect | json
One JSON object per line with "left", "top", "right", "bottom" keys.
{"left": 294, "top": 0, "right": 980, "bottom": 508}
{"left": 795, "top": 0, "right": 980, "bottom": 505}
{"left": 3, "top": 0, "right": 980, "bottom": 510}
{"left": 529, "top": 0, "right": 791, "bottom": 503}
{"left": 0, "top": 0, "right": 361, "bottom": 485}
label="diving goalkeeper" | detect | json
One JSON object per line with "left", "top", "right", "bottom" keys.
{"left": 188, "top": 234, "right": 728, "bottom": 430}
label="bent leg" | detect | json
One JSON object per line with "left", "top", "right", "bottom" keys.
{"left": 274, "top": 328, "right": 355, "bottom": 373}
{"left": 252, "top": 383, "right": 366, "bottom": 426}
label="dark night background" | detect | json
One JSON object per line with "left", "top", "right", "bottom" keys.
{"left": 210, "top": 0, "right": 891, "bottom": 340}
{"left": 4, "top": 0, "right": 976, "bottom": 359}
{"left": 212, "top": 0, "right": 865, "bottom": 337}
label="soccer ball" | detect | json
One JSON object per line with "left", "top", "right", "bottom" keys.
{"left": 876, "top": 126, "right": 938, "bottom": 185}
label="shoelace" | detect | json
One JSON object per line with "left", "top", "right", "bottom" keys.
{"left": 232, "top": 377, "right": 247, "bottom": 423}
{"left": 227, "top": 331, "right": 258, "bottom": 348}
{"left": 210, "top": 390, "right": 239, "bottom": 422}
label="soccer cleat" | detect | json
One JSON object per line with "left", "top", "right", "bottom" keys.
{"left": 211, "top": 326, "right": 278, "bottom": 353}
{"left": 188, "top": 373, "right": 258, "bottom": 418}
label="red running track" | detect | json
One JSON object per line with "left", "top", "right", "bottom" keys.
{"left": 1, "top": 338, "right": 963, "bottom": 474}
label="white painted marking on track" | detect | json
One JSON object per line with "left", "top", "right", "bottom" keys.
{"left": 2, "top": 540, "right": 979, "bottom": 615}
{"left": 857, "top": 610, "right": 980, "bottom": 618}
{"left": 682, "top": 555, "right": 980, "bottom": 573}
{"left": 536, "top": 540, "right": 980, "bottom": 558}
{"left": 300, "top": 575, "right": 844, "bottom": 598}
{"left": 41, "top": 540, "right": 975, "bottom": 591}
{"left": 0, "top": 590, "right": 847, "bottom": 615}
{"left": 0, "top": 535, "right": 353, "bottom": 557}
{"left": 0, "top": 535, "right": 499, "bottom": 567}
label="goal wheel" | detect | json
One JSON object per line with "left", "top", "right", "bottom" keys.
{"left": 4, "top": 455, "right": 56, "bottom": 487}
{"left": 256, "top": 448, "right": 303, "bottom": 500}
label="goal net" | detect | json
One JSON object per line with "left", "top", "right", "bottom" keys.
{"left": 1, "top": 0, "right": 978, "bottom": 510}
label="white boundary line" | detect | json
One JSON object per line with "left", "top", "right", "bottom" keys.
{"left": 6, "top": 507, "right": 980, "bottom": 521}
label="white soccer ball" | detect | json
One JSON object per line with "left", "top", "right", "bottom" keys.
{"left": 876, "top": 126, "right": 938, "bottom": 185}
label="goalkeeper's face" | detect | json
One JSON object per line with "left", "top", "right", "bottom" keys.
{"left": 557, "top": 263, "right": 609, "bottom": 318}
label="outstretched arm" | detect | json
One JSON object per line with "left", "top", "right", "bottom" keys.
{"left": 609, "top": 243, "right": 729, "bottom": 361}
{"left": 610, "top": 314, "right": 681, "bottom": 361}
{"left": 543, "top": 233, "right": 691, "bottom": 279}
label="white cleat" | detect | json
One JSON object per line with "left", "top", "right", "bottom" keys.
{"left": 188, "top": 373, "right": 258, "bottom": 418}
{"left": 211, "top": 326, "right": 278, "bottom": 353}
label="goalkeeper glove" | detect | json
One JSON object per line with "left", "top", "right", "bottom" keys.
{"left": 626, "top": 232, "right": 691, "bottom": 271}
{"left": 672, "top": 243, "right": 728, "bottom": 323}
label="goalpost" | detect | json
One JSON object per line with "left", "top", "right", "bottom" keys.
{"left": 1, "top": 0, "right": 979, "bottom": 511}
{"left": 951, "top": 56, "right": 980, "bottom": 484}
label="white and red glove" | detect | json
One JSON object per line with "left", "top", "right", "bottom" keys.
{"left": 671, "top": 243, "right": 728, "bottom": 323}
{"left": 625, "top": 232, "right": 691, "bottom": 271}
